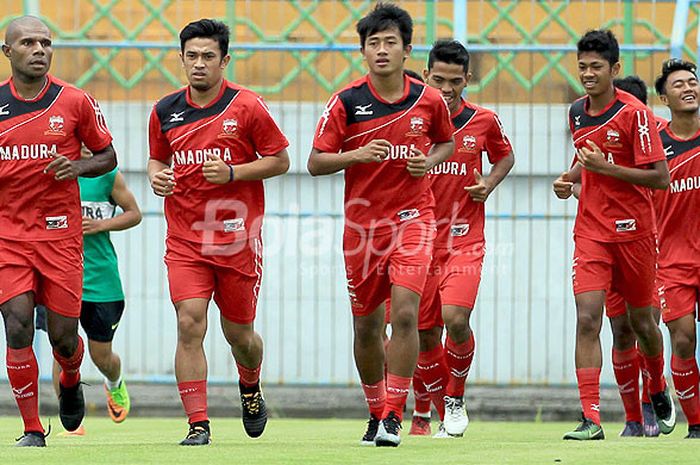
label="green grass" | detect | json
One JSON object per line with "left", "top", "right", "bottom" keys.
{"left": 1, "top": 417, "right": 700, "bottom": 465}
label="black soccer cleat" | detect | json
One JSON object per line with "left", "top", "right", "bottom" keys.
{"left": 375, "top": 411, "right": 402, "bottom": 447}
{"left": 15, "top": 431, "right": 47, "bottom": 447}
{"left": 179, "top": 421, "right": 211, "bottom": 446}
{"left": 686, "top": 424, "right": 700, "bottom": 439}
{"left": 360, "top": 415, "right": 380, "bottom": 446}
{"left": 58, "top": 381, "right": 85, "bottom": 432}
{"left": 650, "top": 387, "right": 676, "bottom": 435}
{"left": 239, "top": 382, "right": 268, "bottom": 438}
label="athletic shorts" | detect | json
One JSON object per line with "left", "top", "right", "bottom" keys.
{"left": 418, "top": 243, "right": 485, "bottom": 330}
{"left": 165, "top": 235, "right": 263, "bottom": 325}
{"left": 80, "top": 301, "right": 126, "bottom": 342}
{"left": 657, "top": 265, "right": 700, "bottom": 324}
{"left": 0, "top": 236, "right": 83, "bottom": 318}
{"left": 572, "top": 235, "right": 656, "bottom": 309}
{"left": 605, "top": 283, "right": 661, "bottom": 319}
{"left": 344, "top": 217, "right": 435, "bottom": 317}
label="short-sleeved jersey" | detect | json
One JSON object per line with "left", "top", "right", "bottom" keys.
{"left": 654, "top": 125, "right": 700, "bottom": 268}
{"left": 569, "top": 89, "right": 666, "bottom": 242}
{"left": 149, "top": 80, "right": 289, "bottom": 245}
{"left": 429, "top": 99, "right": 512, "bottom": 249}
{"left": 312, "top": 75, "right": 453, "bottom": 231}
{"left": 0, "top": 75, "right": 113, "bottom": 241}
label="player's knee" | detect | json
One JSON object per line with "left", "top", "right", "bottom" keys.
{"left": 671, "top": 329, "right": 696, "bottom": 359}
{"left": 177, "top": 315, "right": 206, "bottom": 343}
{"left": 576, "top": 311, "right": 601, "bottom": 336}
{"left": 418, "top": 327, "right": 441, "bottom": 352}
{"left": 391, "top": 309, "right": 417, "bottom": 335}
{"left": 611, "top": 322, "right": 636, "bottom": 351}
{"left": 627, "top": 310, "right": 656, "bottom": 337}
{"left": 443, "top": 312, "right": 468, "bottom": 337}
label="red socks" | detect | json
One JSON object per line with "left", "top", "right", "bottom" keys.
{"left": 361, "top": 379, "right": 386, "bottom": 419}
{"left": 576, "top": 367, "right": 601, "bottom": 425}
{"left": 641, "top": 352, "right": 667, "bottom": 395}
{"left": 53, "top": 336, "right": 84, "bottom": 388}
{"left": 612, "top": 347, "right": 642, "bottom": 423}
{"left": 445, "top": 333, "right": 475, "bottom": 398}
{"left": 383, "top": 373, "right": 411, "bottom": 421}
{"left": 178, "top": 380, "right": 208, "bottom": 424}
{"left": 638, "top": 348, "right": 651, "bottom": 404}
{"left": 417, "top": 344, "right": 448, "bottom": 420}
{"left": 412, "top": 370, "right": 431, "bottom": 414}
{"left": 671, "top": 355, "right": 700, "bottom": 425}
{"left": 236, "top": 361, "right": 261, "bottom": 388}
{"left": 6, "top": 347, "right": 43, "bottom": 433}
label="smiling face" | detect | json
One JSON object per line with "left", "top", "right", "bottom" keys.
{"left": 2, "top": 19, "right": 53, "bottom": 83}
{"left": 661, "top": 69, "right": 700, "bottom": 114}
{"left": 180, "top": 37, "right": 230, "bottom": 92}
{"left": 424, "top": 60, "right": 470, "bottom": 113}
{"left": 361, "top": 26, "right": 411, "bottom": 78}
{"left": 577, "top": 51, "right": 619, "bottom": 98}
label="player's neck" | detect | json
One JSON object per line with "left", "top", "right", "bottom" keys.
{"left": 189, "top": 78, "right": 224, "bottom": 107}
{"left": 368, "top": 71, "right": 405, "bottom": 103}
{"left": 586, "top": 86, "right": 615, "bottom": 115}
{"left": 668, "top": 112, "right": 700, "bottom": 139}
{"left": 12, "top": 74, "right": 48, "bottom": 101}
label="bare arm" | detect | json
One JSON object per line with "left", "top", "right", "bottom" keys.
{"left": 83, "top": 172, "right": 142, "bottom": 235}
{"left": 147, "top": 158, "right": 175, "bottom": 197}
{"left": 45, "top": 143, "right": 118, "bottom": 180}
{"left": 578, "top": 141, "right": 670, "bottom": 189}
{"left": 553, "top": 160, "right": 583, "bottom": 199}
{"left": 464, "top": 151, "right": 514, "bottom": 202}
{"left": 202, "top": 148, "right": 290, "bottom": 184}
{"left": 406, "top": 139, "right": 456, "bottom": 177}
{"left": 307, "top": 139, "right": 394, "bottom": 176}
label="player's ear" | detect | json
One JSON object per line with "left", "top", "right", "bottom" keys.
{"left": 659, "top": 93, "right": 669, "bottom": 106}
{"left": 403, "top": 43, "right": 412, "bottom": 61}
{"left": 179, "top": 52, "right": 184, "bottom": 68}
{"left": 2, "top": 44, "right": 10, "bottom": 58}
{"left": 611, "top": 61, "right": 621, "bottom": 77}
{"left": 422, "top": 68, "right": 429, "bottom": 81}
{"left": 465, "top": 71, "right": 472, "bottom": 85}
{"left": 221, "top": 54, "right": 230, "bottom": 69}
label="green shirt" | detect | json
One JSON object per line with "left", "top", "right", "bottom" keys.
{"left": 78, "top": 168, "right": 124, "bottom": 302}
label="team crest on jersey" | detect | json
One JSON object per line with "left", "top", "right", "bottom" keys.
{"left": 45, "top": 115, "right": 65, "bottom": 136}
{"left": 219, "top": 118, "right": 238, "bottom": 139}
{"left": 604, "top": 129, "right": 622, "bottom": 148}
{"left": 459, "top": 134, "right": 478, "bottom": 153}
{"left": 407, "top": 116, "right": 424, "bottom": 137}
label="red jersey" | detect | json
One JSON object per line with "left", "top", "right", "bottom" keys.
{"left": 654, "top": 125, "right": 700, "bottom": 268}
{"left": 149, "top": 80, "right": 288, "bottom": 245}
{"left": 569, "top": 89, "right": 666, "bottom": 242}
{"left": 0, "top": 75, "right": 112, "bottom": 241}
{"left": 312, "top": 75, "right": 453, "bottom": 231}
{"left": 429, "top": 100, "right": 512, "bottom": 249}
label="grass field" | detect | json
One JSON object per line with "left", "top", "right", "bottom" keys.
{"left": 1, "top": 417, "right": 699, "bottom": 464}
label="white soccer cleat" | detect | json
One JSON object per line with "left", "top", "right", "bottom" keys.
{"left": 432, "top": 422, "right": 452, "bottom": 439}
{"left": 443, "top": 396, "right": 469, "bottom": 437}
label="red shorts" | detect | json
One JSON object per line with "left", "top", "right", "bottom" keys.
{"left": 418, "top": 243, "right": 485, "bottom": 330}
{"left": 0, "top": 236, "right": 83, "bottom": 317}
{"left": 344, "top": 218, "right": 435, "bottom": 317}
{"left": 657, "top": 265, "right": 700, "bottom": 323}
{"left": 605, "top": 283, "right": 661, "bottom": 319}
{"left": 165, "top": 235, "right": 263, "bottom": 325}
{"left": 573, "top": 235, "right": 656, "bottom": 308}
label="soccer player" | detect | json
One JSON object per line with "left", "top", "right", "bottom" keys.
{"left": 406, "top": 40, "right": 514, "bottom": 438}
{"left": 148, "top": 19, "right": 290, "bottom": 446}
{"left": 308, "top": 3, "right": 454, "bottom": 447}
{"left": 552, "top": 29, "right": 674, "bottom": 440}
{"left": 653, "top": 59, "right": 700, "bottom": 439}
{"left": 0, "top": 16, "right": 117, "bottom": 447}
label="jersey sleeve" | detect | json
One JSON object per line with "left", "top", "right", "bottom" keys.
{"left": 484, "top": 113, "right": 513, "bottom": 164}
{"left": 429, "top": 95, "right": 453, "bottom": 143}
{"left": 312, "top": 94, "right": 347, "bottom": 153}
{"left": 77, "top": 92, "right": 113, "bottom": 153}
{"left": 249, "top": 96, "right": 289, "bottom": 156}
{"left": 631, "top": 107, "right": 666, "bottom": 166}
{"left": 148, "top": 106, "right": 172, "bottom": 162}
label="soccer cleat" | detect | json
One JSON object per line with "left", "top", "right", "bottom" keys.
{"left": 650, "top": 387, "right": 676, "bottom": 435}
{"left": 15, "top": 431, "right": 47, "bottom": 447}
{"left": 443, "top": 396, "right": 469, "bottom": 437}
{"left": 374, "top": 411, "right": 402, "bottom": 447}
{"left": 685, "top": 424, "right": 700, "bottom": 439}
{"left": 179, "top": 421, "right": 211, "bottom": 446}
{"left": 239, "top": 382, "right": 268, "bottom": 438}
{"left": 105, "top": 381, "right": 130, "bottom": 423}
{"left": 58, "top": 381, "right": 85, "bottom": 432}
{"left": 562, "top": 415, "right": 605, "bottom": 440}
{"left": 642, "top": 402, "right": 660, "bottom": 437}
{"left": 619, "top": 421, "right": 643, "bottom": 437}
{"left": 408, "top": 415, "right": 431, "bottom": 436}
{"left": 360, "top": 415, "right": 380, "bottom": 446}
{"left": 432, "top": 422, "right": 452, "bottom": 439}
{"left": 58, "top": 424, "right": 86, "bottom": 437}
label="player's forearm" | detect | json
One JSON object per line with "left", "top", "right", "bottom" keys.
{"left": 605, "top": 162, "right": 670, "bottom": 190}
{"left": 76, "top": 145, "right": 117, "bottom": 177}
{"left": 568, "top": 162, "right": 582, "bottom": 183}
{"left": 307, "top": 150, "right": 357, "bottom": 176}
{"left": 484, "top": 152, "right": 514, "bottom": 192}
{"left": 95, "top": 210, "right": 142, "bottom": 232}
{"left": 147, "top": 159, "right": 171, "bottom": 180}
{"left": 425, "top": 139, "right": 455, "bottom": 172}
{"left": 232, "top": 154, "right": 290, "bottom": 181}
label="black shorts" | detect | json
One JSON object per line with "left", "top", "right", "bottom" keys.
{"left": 80, "top": 300, "right": 125, "bottom": 342}
{"left": 35, "top": 301, "right": 124, "bottom": 342}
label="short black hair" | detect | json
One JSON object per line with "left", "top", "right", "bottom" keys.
{"left": 654, "top": 58, "right": 698, "bottom": 95}
{"left": 180, "top": 18, "right": 230, "bottom": 59}
{"left": 577, "top": 29, "right": 619, "bottom": 66}
{"left": 428, "top": 39, "right": 470, "bottom": 74}
{"left": 404, "top": 69, "right": 423, "bottom": 82}
{"left": 613, "top": 75, "right": 647, "bottom": 104}
{"left": 356, "top": 2, "right": 412, "bottom": 48}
